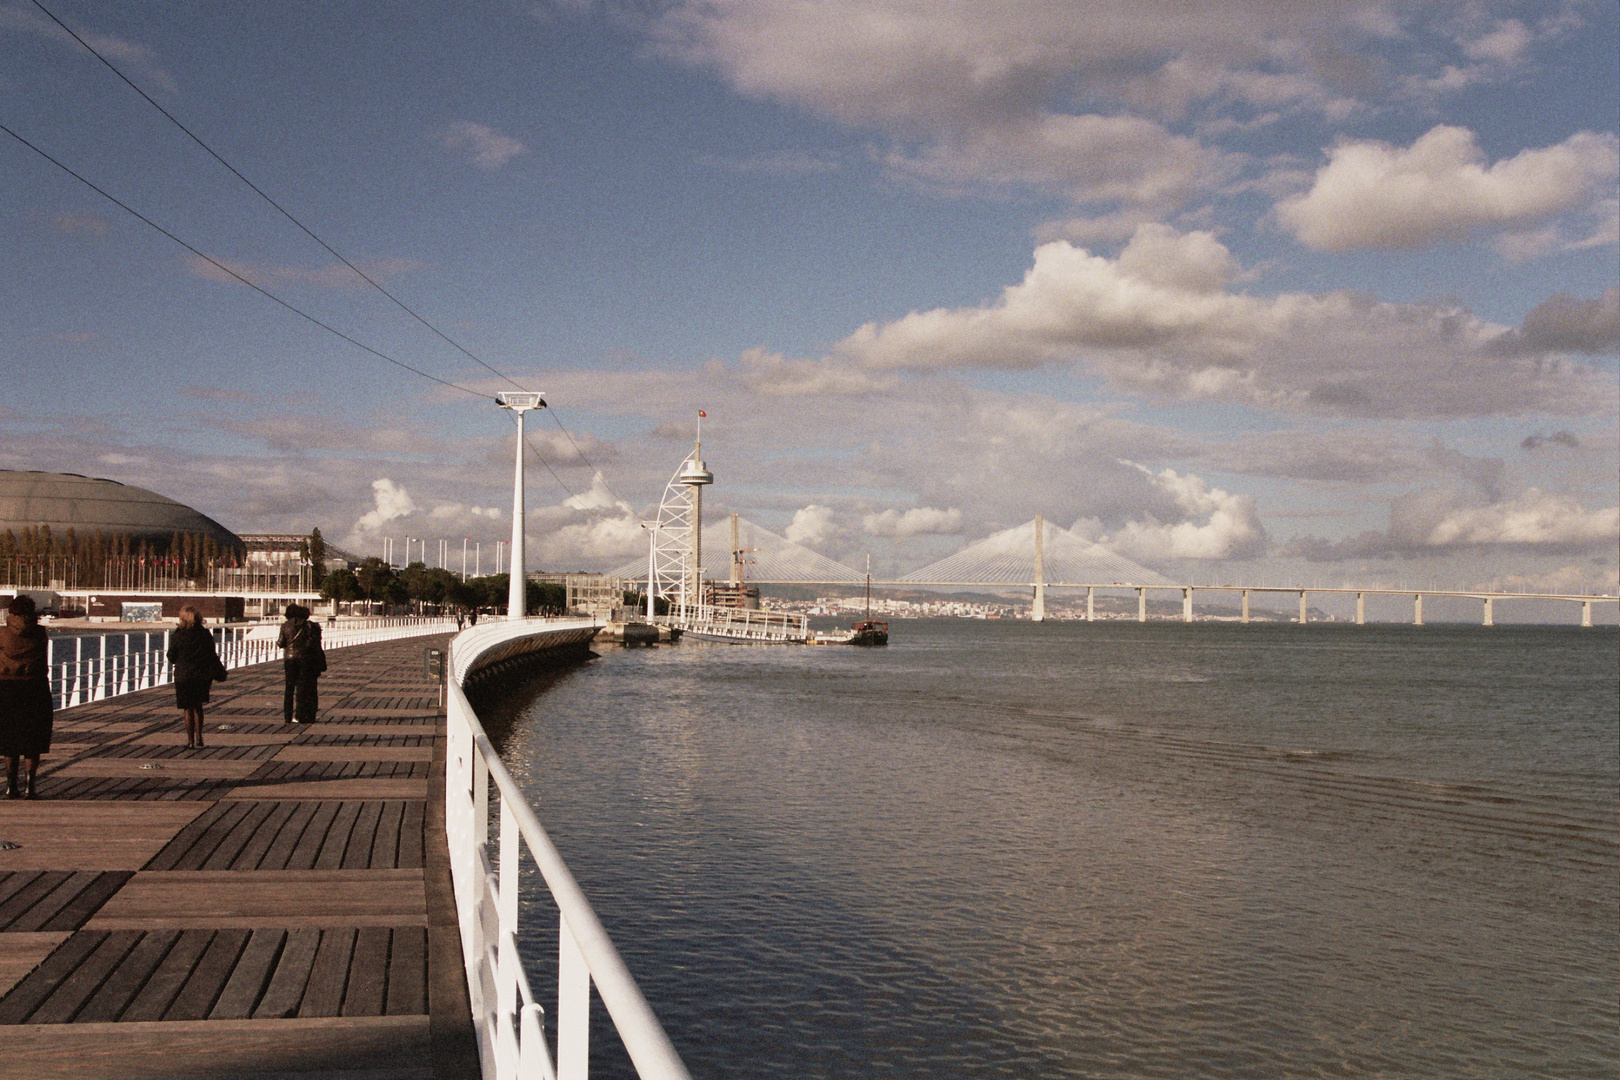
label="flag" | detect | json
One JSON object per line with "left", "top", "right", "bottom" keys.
{"left": 699, "top": 410, "right": 706, "bottom": 417}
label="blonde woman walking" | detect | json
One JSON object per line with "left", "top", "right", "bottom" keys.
{"left": 167, "top": 605, "right": 225, "bottom": 748}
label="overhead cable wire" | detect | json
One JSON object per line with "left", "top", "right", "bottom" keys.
{"left": 32, "top": 0, "right": 622, "bottom": 506}
{"left": 0, "top": 120, "right": 486, "bottom": 398}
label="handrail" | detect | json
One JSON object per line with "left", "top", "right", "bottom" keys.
{"left": 445, "top": 617, "right": 692, "bottom": 1080}
{"left": 45, "top": 619, "right": 456, "bottom": 710}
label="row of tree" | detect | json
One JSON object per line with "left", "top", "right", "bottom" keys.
{"left": 0, "top": 525, "right": 244, "bottom": 588}
{"left": 318, "top": 561, "right": 572, "bottom": 615}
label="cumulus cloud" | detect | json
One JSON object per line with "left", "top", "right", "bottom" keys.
{"left": 1487, "top": 288, "right": 1620, "bottom": 357}
{"left": 862, "top": 506, "right": 963, "bottom": 537}
{"left": 434, "top": 121, "right": 526, "bottom": 170}
{"left": 1277, "top": 126, "right": 1619, "bottom": 252}
{"left": 351, "top": 478, "right": 416, "bottom": 536}
{"left": 737, "top": 348, "right": 897, "bottom": 396}
{"left": 523, "top": 474, "right": 644, "bottom": 567}
{"left": 1100, "top": 465, "right": 1266, "bottom": 562}
{"left": 1291, "top": 487, "right": 1619, "bottom": 559}
{"left": 784, "top": 504, "right": 841, "bottom": 546}
{"left": 429, "top": 503, "right": 502, "bottom": 522}
{"left": 828, "top": 224, "right": 1611, "bottom": 417}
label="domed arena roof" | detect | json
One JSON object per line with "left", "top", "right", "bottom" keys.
{"left": 0, "top": 470, "right": 242, "bottom": 549}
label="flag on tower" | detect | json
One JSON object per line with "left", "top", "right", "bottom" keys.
{"left": 699, "top": 410, "right": 706, "bottom": 417}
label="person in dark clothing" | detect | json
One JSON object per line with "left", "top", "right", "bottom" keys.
{"left": 167, "top": 605, "right": 224, "bottom": 748}
{"left": 276, "top": 603, "right": 324, "bottom": 723}
{"left": 0, "top": 594, "right": 52, "bottom": 799}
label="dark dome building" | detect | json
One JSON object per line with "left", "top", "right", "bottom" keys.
{"left": 0, "top": 470, "right": 242, "bottom": 550}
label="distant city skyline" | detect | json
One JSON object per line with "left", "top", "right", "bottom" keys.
{"left": 2, "top": 1, "right": 1615, "bottom": 598}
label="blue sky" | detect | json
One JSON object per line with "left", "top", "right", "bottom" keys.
{"left": 2, "top": 0, "right": 1616, "bottom": 607}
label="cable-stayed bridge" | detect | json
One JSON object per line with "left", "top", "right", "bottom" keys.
{"left": 612, "top": 514, "right": 1616, "bottom": 627}
{"left": 605, "top": 445, "right": 1617, "bottom": 633}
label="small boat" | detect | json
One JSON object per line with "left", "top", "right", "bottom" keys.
{"left": 848, "top": 618, "right": 888, "bottom": 647}
{"left": 847, "top": 558, "right": 888, "bottom": 646}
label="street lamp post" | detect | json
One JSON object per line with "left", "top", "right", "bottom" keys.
{"left": 495, "top": 391, "right": 546, "bottom": 617}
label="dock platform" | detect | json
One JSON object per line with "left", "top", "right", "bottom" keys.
{"left": 0, "top": 634, "right": 479, "bottom": 1079}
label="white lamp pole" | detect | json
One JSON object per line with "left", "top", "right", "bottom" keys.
{"left": 496, "top": 391, "right": 546, "bottom": 617}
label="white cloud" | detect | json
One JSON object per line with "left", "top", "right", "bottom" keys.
{"left": 351, "top": 478, "right": 416, "bottom": 537}
{"left": 429, "top": 503, "right": 503, "bottom": 522}
{"left": 862, "top": 506, "right": 963, "bottom": 537}
{"left": 828, "top": 224, "right": 1614, "bottom": 418}
{"left": 435, "top": 121, "right": 526, "bottom": 170}
{"left": 1101, "top": 465, "right": 1266, "bottom": 561}
{"left": 1409, "top": 488, "right": 1618, "bottom": 548}
{"left": 784, "top": 504, "right": 841, "bottom": 546}
{"left": 1277, "top": 126, "right": 1619, "bottom": 252}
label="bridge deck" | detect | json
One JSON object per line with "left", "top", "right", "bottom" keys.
{"left": 0, "top": 635, "right": 478, "bottom": 1079}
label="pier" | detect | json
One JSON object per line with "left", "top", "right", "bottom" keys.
{"left": 0, "top": 634, "right": 478, "bottom": 1079}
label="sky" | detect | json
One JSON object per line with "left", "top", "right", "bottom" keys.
{"left": 2, "top": 0, "right": 1616, "bottom": 614}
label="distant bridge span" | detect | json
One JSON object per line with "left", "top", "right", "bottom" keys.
{"left": 616, "top": 513, "right": 1616, "bottom": 627}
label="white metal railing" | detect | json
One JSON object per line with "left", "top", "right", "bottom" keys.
{"left": 46, "top": 618, "right": 456, "bottom": 710}
{"left": 446, "top": 617, "right": 692, "bottom": 1080}
{"left": 660, "top": 603, "right": 808, "bottom": 643}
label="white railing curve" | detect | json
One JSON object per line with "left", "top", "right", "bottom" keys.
{"left": 445, "top": 617, "right": 692, "bottom": 1080}
{"left": 45, "top": 618, "right": 458, "bottom": 710}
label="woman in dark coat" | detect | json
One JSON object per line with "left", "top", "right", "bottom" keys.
{"left": 0, "top": 594, "right": 52, "bottom": 799}
{"left": 167, "top": 605, "right": 224, "bottom": 748}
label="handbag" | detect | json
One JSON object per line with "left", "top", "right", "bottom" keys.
{"left": 212, "top": 655, "right": 229, "bottom": 682}
{"left": 311, "top": 646, "right": 328, "bottom": 674}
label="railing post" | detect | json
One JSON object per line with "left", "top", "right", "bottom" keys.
{"left": 497, "top": 797, "right": 521, "bottom": 1076}
{"left": 557, "top": 915, "right": 591, "bottom": 1080}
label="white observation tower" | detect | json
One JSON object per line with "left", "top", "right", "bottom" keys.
{"left": 495, "top": 391, "right": 545, "bottom": 618}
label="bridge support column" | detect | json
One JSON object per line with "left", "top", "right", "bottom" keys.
{"left": 1137, "top": 588, "right": 1146, "bottom": 622}
{"left": 1182, "top": 587, "right": 1193, "bottom": 623}
{"left": 1413, "top": 593, "right": 1424, "bottom": 626}
{"left": 1031, "top": 514, "right": 1045, "bottom": 622}
{"left": 1241, "top": 589, "right": 1250, "bottom": 624}
{"left": 1482, "top": 597, "right": 1493, "bottom": 626}
{"left": 1356, "top": 592, "right": 1365, "bottom": 625}
{"left": 1581, "top": 600, "right": 1592, "bottom": 627}
{"left": 1086, "top": 586, "right": 1095, "bottom": 622}
{"left": 1298, "top": 590, "right": 1308, "bottom": 625}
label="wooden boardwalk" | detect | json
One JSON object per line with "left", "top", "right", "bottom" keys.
{"left": 0, "top": 634, "right": 479, "bottom": 1079}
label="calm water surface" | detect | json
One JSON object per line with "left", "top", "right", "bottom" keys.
{"left": 475, "top": 621, "right": 1618, "bottom": 1079}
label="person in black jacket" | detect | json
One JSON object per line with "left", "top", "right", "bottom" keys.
{"left": 167, "top": 605, "right": 224, "bottom": 748}
{"left": 0, "top": 594, "right": 51, "bottom": 799}
{"left": 276, "top": 603, "right": 324, "bottom": 723}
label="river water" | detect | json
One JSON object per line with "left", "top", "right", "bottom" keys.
{"left": 475, "top": 620, "right": 1618, "bottom": 1079}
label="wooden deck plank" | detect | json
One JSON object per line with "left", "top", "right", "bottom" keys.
{"left": 0, "top": 1015, "right": 432, "bottom": 1078}
{"left": 40, "top": 871, "right": 134, "bottom": 932}
{"left": 229, "top": 800, "right": 303, "bottom": 872}
{"left": 371, "top": 801, "right": 404, "bottom": 870}
{"left": 0, "top": 872, "right": 71, "bottom": 931}
{"left": 398, "top": 802, "right": 425, "bottom": 870}
{"left": 342, "top": 926, "right": 391, "bottom": 1017}
{"left": 384, "top": 926, "right": 427, "bottom": 1016}
{"left": 283, "top": 800, "right": 342, "bottom": 871}
{"left": 74, "top": 928, "right": 181, "bottom": 1023}
{"left": 85, "top": 869, "right": 427, "bottom": 930}
{"left": 275, "top": 744, "right": 435, "bottom": 762}
{"left": 119, "top": 928, "right": 215, "bottom": 1022}
{"left": 54, "top": 758, "right": 264, "bottom": 779}
{"left": 164, "top": 927, "right": 250, "bottom": 1020}
{"left": 221, "top": 778, "right": 427, "bottom": 801}
{"left": 342, "top": 801, "right": 386, "bottom": 870}
{"left": 29, "top": 929, "right": 143, "bottom": 1024}
{"left": 255, "top": 800, "right": 320, "bottom": 871}
{"left": 251, "top": 926, "right": 320, "bottom": 1019}
{"left": 299, "top": 928, "right": 356, "bottom": 1018}
{"left": 200, "top": 801, "right": 280, "bottom": 871}
{"left": 0, "top": 929, "right": 107, "bottom": 1023}
{"left": 313, "top": 801, "right": 364, "bottom": 871}
{"left": 208, "top": 928, "right": 285, "bottom": 1020}
{"left": 0, "top": 932, "right": 71, "bottom": 999}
